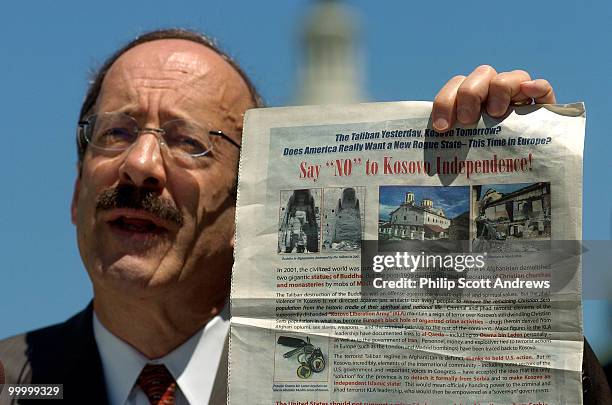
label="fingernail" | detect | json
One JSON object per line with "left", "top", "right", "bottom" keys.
{"left": 457, "top": 107, "right": 471, "bottom": 123}
{"left": 433, "top": 117, "right": 449, "bottom": 131}
{"left": 487, "top": 97, "right": 504, "bottom": 116}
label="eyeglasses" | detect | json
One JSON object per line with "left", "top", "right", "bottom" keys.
{"left": 77, "top": 112, "right": 240, "bottom": 159}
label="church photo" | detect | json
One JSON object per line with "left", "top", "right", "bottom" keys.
{"left": 378, "top": 186, "right": 470, "bottom": 241}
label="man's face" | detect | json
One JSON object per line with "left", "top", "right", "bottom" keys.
{"left": 71, "top": 39, "right": 254, "bottom": 299}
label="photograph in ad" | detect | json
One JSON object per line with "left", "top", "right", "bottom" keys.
{"left": 322, "top": 187, "right": 365, "bottom": 251}
{"left": 472, "top": 182, "right": 551, "bottom": 251}
{"left": 378, "top": 186, "right": 470, "bottom": 241}
{"left": 278, "top": 189, "right": 321, "bottom": 254}
{"left": 273, "top": 333, "right": 329, "bottom": 383}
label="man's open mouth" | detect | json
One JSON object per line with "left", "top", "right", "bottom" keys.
{"left": 110, "top": 217, "right": 166, "bottom": 234}
{"left": 106, "top": 210, "right": 171, "bottom": 235}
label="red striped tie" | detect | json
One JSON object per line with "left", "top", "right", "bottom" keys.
{"left": 136, "top": 364, "right": 177, "bottom": 405}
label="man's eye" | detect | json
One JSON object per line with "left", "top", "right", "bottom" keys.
{"left": 95, "top": 127, "right": 135, "bottom": 146}
{"left": 169, "top": 135, "right": 207, "bottom": 155}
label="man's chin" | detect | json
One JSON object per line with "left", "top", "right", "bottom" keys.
{"left": 93, "top": 255, "right": 174, "bottom": 292}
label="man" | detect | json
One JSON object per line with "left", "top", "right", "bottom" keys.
{"left": 0, "top": 28, "right": 609, "bottom": 405}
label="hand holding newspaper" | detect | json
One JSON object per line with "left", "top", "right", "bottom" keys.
{"left": 229, "top": 102, "right": 585, "bottom": 404}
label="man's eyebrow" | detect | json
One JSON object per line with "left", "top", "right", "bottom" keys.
{"left": 96, "top": 105, "right": 139, "bottom": 116}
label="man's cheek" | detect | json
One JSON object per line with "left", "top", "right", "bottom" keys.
{"left": 76, "top": 183, "right": 98, "bottom": 218}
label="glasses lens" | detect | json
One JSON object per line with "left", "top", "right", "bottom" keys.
{"left": 162, "top": 120, "right": 213, "bottom": 157}
{"left": 89, "top": 113, "right": 138, "bottom": 150}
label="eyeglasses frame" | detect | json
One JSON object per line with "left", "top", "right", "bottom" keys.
{"left": 77, "top": 113, "right": 241, "bottom": 158}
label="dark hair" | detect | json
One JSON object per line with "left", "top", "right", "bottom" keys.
{"left": 76, "top": 28, "right": 264, "bottom": 165}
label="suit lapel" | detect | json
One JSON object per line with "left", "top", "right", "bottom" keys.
{"left": 22, "top": 302, "right": 108, "bottom": 405}
{"left": 63, "top": 303, "right": 109, "bottom": 404}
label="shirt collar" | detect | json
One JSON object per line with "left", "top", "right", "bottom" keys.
{"left": 93, "top": 306, "right": 229, "bottom": 405}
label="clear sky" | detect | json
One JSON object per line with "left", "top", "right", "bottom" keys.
{"left": 1, "top": 1, "right": 610, "bottom": 361}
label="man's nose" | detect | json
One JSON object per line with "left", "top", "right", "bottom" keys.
{"left": 118, "top": 133, "right": 167, "bottom": 191}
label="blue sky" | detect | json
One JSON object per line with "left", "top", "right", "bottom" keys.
{"left": 1, "top": 1, "right": 611, "bottom": 361}
{"left": 379, "top": 186, "right": 469, "bottom": 221}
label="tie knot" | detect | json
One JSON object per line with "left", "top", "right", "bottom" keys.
{"left": 136, "top": 364, "right": 177, "bottom": 405}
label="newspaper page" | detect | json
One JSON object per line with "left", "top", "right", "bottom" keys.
{"left": 229, "top": 102, "right": 585, "bottom": 405}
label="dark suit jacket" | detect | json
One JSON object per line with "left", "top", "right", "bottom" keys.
{"left": 0, "top": 304, "right": 610, "bottom": 404}
{"left": 0, "top": 304, "right": 227, "bottom": 404}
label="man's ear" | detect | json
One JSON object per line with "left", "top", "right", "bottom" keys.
{"left": 71, "top": 176, "right": 80, "bottom": 225}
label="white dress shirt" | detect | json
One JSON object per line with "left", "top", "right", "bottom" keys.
{"left": 93, "top": 307, "right": 229, "bottom": 405}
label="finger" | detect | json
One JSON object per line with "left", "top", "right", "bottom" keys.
{"left": 486, "top": 70, "right": 532, "bottom": 117}
{"left": 455, "top": 65, "right": 498, "bottom": 125}
{"left": 432, "top": 75, "right": 466, "bottom": 131}
{"left": 520, "top": 79, "right": 556, "bottom": 104}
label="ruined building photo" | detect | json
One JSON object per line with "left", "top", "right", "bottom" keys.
{"left": 473, "top": 182, "right": 551, "bottom": 241}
